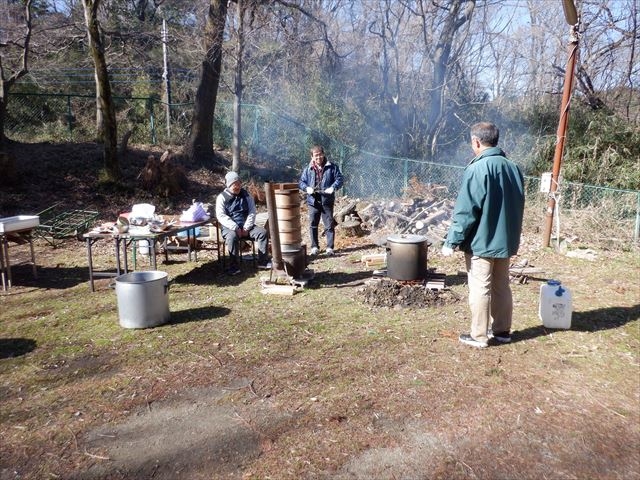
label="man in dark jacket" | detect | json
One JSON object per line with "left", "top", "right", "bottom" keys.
{"left": 442, "top": 122, "right": 525, "bottom": 348}
{"left": 299, "top": 145, "right": 344, "bottom": 256}
{"left": 215, "top": 171, "right": 269, "bottom": 275}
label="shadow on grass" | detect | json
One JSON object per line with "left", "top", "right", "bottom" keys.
{"left": 171, "top": 260, "right": 255, "bottom": 287}
{"left": 510, "top": 303, "right": 640, "bottom": 344}
{"left": 3, "top": 264, "right": 88, "bottom": 290}
{"left": 444, "top": 273, "right": 467, "bottom": 287}
{"left": 0, "top": 338, "right": 37, "bottom": 359}
{"left": 168, "top": 305, "right": 232, "bottom": 325}
{"left": 309, "top": 269, "right": 382, "bottom": 288}
{"left": 571, "top": 304, "right": 640, "bottom": 331}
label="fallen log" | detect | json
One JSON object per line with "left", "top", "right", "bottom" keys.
{"left": 383, "top": 209, "right": 412, "bottom": 222}
{"left": 335, "top": 200, "right": 358, "bottom": 223}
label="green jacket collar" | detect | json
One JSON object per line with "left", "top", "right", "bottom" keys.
{"left": 467, "top": 146, "right": 505, "bottom": 166}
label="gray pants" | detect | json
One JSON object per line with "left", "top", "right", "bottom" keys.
{"left": 465, "top": 254, "right": 513, "bottom": 343}
{"left": 221, "top": 225, "right": 268, "bottom": 263}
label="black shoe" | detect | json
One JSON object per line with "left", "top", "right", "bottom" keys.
{"left": 492, "top": 331, "right": 512, "bottom": 343}
{"left": 258, "top": 255, "right": 271, "bottom": 269}
{"left": 225, "top": 265, "right": 241, "bottom": 276}
{"left": 459, "top": 333, "right": 488, "bottom": 348}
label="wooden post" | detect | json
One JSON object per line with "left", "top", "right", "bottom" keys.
{"left": 542, "top": 23, "right": 580, "bottom": 247}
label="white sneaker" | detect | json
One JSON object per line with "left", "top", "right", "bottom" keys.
{"left": 326, "top": 248, "right": 334, "bottom": 256}
{"left": 310, "top": 247, "right": 318, "bottom": 255}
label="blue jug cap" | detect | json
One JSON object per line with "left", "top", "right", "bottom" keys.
{"left": 547, "top": 279, "right": 561, "bottom": 286}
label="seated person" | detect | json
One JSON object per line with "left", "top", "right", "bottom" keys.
{"left": 215, "top": 171, "right": 269, "bottom": 275}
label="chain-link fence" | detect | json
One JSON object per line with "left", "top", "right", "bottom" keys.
{"left": 7, "top": 92, "right": 640, "bottom": 245}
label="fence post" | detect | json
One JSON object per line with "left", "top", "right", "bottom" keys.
{"left": 147, "top": 98, "right": 157, "bottom": 144}
{"left": 635, "top": 192, "right": 640, "bottom": 243}
{"left": 403, "top": 158, "right": 408, "bottom": 192}
{"left": 66, "top": 95, "right": 73, "bottom": 139}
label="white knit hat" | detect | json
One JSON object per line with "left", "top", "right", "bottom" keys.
{"left": 225, "top": 171, "right": 240, "bottom": 187}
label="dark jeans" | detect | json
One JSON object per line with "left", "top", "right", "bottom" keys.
{"left": 221, "top": 225, "right": 268, "bottom": 264}
{"left": 308, "top": 203, "right": 335, "bottom": 249}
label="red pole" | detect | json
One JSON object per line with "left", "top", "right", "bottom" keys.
{"left": 542, "top": 25, "right": 579, "bottom": 247}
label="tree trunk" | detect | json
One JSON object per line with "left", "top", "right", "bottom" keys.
{"left": 186, "top": 0, "right": 228, "bottom": 166}
{"left": 0, "top": 91, "right": 7, "bottom": 149}
{"left": 0, "top": 0, "right": 33, "bottom": 149}
{"left": 232, "top": 0, "right": 245, "bottom": 172}
{"left": 425, "top": 0, "right": 475, "bottom": 158}
{"left": 83, "top": 0, "right": 120, "bottom": 181}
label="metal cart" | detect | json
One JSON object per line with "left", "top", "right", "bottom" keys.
{"left": 35, "top": 203, "right": 99, "bottom": 247}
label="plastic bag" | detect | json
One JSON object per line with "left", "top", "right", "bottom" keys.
{"left": 180, "top": 202, "right": 208, "bottom": 222}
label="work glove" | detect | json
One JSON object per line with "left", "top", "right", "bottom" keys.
{"left": 441, "top": 245, "right": 454, "bottom": 257}
{"left": 306, "top": 187, "right": 314, "bottom": 195}
{"left": 324, "top": 187, "right": 334, "bottom": 194}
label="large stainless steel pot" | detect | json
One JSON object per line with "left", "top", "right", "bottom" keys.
{"left": 386, "top": 234, "right": 429, "bottom": 281}
{"left": 115, "top": 271, "right": 170, "bottom": 328}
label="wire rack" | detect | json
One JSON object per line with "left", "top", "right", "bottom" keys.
{"left": 35, "top": 203, "right": 99, "bottom": 246}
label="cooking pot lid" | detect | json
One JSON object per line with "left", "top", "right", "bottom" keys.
{"left": 387, "top": 234, "right": 427, "bottom": 244}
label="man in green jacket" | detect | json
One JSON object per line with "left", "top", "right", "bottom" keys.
{"left": 442, "top": 122, "right": 525, "bottom": 348}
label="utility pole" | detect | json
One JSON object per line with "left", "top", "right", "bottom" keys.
{"left": 162, "top": 18, "right": 171, "bottom": 140}
{"left": 542, "top": 0, "right": 580, "bottom": 247}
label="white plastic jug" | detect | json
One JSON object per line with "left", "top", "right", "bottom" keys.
{"left": 138, "top": 239, "right": 150, "bottom": 256}
{"left": 539, "top": 280, "right": 572, "bottom": 329}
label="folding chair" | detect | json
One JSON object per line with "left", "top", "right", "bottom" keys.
{"left": 218, "top": 223, "right": 257, "bottom": 269}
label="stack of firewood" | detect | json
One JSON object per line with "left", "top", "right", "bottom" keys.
{"left": 359, "top": 196, "right": 454, "bottom": 236}
{"left": 334, "top": 193, "right": 454, "bottom": 243}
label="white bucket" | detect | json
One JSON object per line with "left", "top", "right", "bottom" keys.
{"left": 138, "top": 239, "right": 150, "bottom": 256}
{"left": 539, "top": 280, "right": 572, "bottom": 329}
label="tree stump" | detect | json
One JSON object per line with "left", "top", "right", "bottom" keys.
{"left": 138, "top": 150, "right": 187, "bottom": 197}
{"left": 341, "top": 214, "right": 364, "bottom": 237}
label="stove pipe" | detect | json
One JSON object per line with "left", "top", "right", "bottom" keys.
{"left": 264, "top": 182, "right": 284, "bottom": 271}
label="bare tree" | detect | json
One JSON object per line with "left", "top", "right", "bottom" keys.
{"left": 0, "top": 0, "right": 33, "bottom": 148}
{"left": 573, "top": 0, "right": 639, "bottom": 120}
{"left": 82, "top": 0, "right": 120, "bottom": 180}
{"left": 415, "top": 0, "right": 476, "bottom": 156}
{"left": 185, "top": 0, "right": 228, "bottom": 166}
{"left": 365, "top": 1, "right": 413, "bottom": 155}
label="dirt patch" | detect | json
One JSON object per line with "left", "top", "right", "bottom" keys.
{"left": 357, "top": 278, "right": 461, "bottom": 309}
{"left": 79, "top": 382, "right": 298, "bottom": 480}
